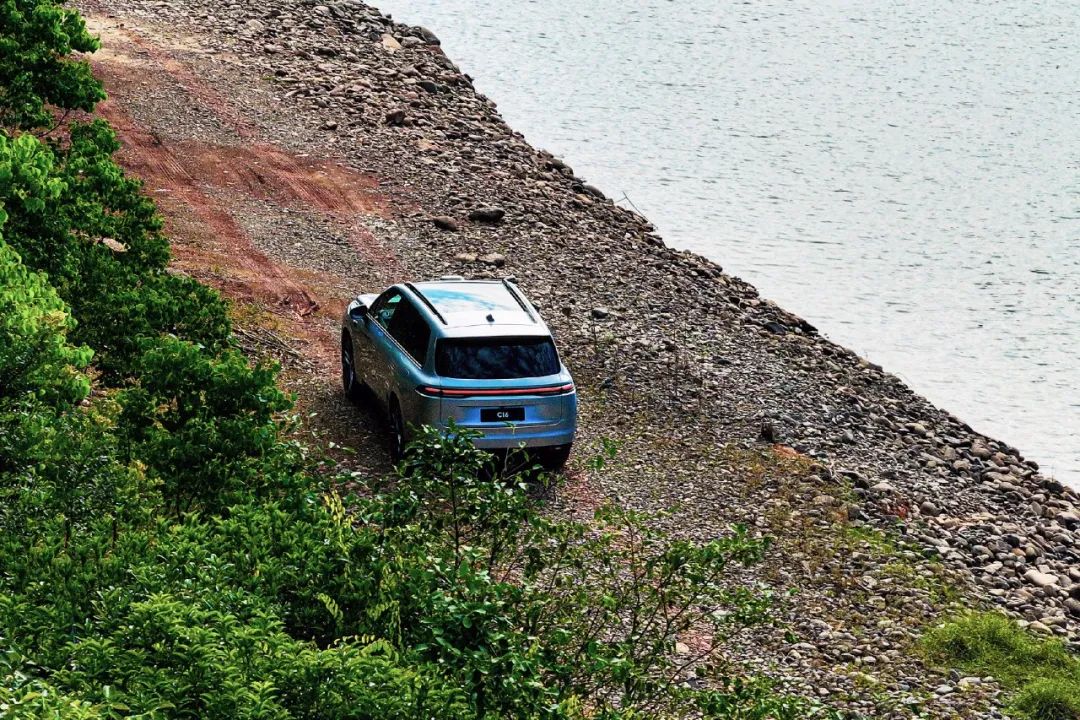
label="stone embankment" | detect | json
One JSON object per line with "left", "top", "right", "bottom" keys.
{"left": 77, "top": 0, "right": 1080, "bottom": 716}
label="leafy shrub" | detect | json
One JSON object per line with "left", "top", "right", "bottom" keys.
{"left": 0, "top": 673, "right": 106, "bottom": 720}
{"left": 0, "top": 210, "right": 137, "bottom": 555}
{"left": 0, "top": 496, "right": 475, "bottom": 719}
{"left": 54, "top": 593, "right": 470, "bottom": 720}
{"left": 0, "top": 233, "right": 90, "bottom": 407}
{"left": 0, "top": 401, "right": 146, "bottom": 546}
{"left": 133, "top": 496, "right": 381, "bottom": 645}
{"left": 116, "top": 335, "right": 295, "bottom": 514}
{"left": 358, "top": 424, "right": 781, "bottom": 718}
{"left": 0, "top": 120, "right": 231, "bottom": 378}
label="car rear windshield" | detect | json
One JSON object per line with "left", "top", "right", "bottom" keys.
{"left": 435, "top": 337, "right": 559, "bottom": 379}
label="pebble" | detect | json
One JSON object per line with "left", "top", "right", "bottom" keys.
{"left": 1023, "top": 569, "right": 1059, "bottom": 588}
{"left": 416, "top": 26, "right": 440, "bottom": 45}
{"left": 431, "top": 215, "right": 459, "bottom": 231}
{"left": 477, "top": 252, "right": 506, "bottom": 267}
{"left": 380, "top": 34, "right": 401, "bottom": 52}
{"left": 468, "top": 207, "right": 506, "bottom": 223}
{"left": 1065, "top": 598, "right": 1080, "bottom": 617}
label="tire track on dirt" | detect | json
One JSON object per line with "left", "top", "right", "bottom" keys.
{"left": 85, "top": 16, "right": 406, "bottom": 379}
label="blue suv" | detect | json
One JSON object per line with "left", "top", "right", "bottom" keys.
{"left": 340, "top": 277, "right": 577, "bottom": 468}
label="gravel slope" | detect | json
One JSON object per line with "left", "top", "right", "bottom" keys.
{"left": 77, "top": 1, "right": 1080, "bottom": 716}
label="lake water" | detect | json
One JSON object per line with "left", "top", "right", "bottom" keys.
{"left": 375, "top": 0, "right": 1080, "bottom": 485}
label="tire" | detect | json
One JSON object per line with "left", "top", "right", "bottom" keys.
{"left": 341, "top": 331, "right": 365, "bottom": 404}
{"left": 539, "top": 443, "right": 573, "bottom": 471}
{"left": 389, "top": 398, "right": 406, "bottom": 462}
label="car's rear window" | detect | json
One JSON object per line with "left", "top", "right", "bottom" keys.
{"left": 435, "top": 337, "right": 559, "bottom": 379}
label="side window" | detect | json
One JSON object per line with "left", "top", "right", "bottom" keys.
{"left": 371, "top": 290, "right": 402, "bottom": 330}
{"left": 387, "top": 299, "right": 431, "bottom": 365}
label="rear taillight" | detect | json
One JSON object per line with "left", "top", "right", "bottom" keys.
{"left": 417, "top": 383, "right": 574, "bottom": 398}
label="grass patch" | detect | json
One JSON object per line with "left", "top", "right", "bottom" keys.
{"left": 844, "top": 524, "right": 898, "bottom": 555}
{"left": 879, "top": 561, "right": 962, "bottom": 606}
{"left": 229, "top": 300, "right": 286, "bottom": 333}
{"left": 1013, "top": 679, "right": 1080, "bottom": 720}
{"left": 922, "top": 612, "right": 1080, "bottom": 719}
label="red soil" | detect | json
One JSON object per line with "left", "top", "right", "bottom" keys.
{"left": 86, "top": 22, "right": 399, "bottom": 374}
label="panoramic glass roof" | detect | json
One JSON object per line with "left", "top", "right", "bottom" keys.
{"left": 416, "top": 282, "right": 534, "bottom": 325}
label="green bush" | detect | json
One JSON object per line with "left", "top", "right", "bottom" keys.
{"left": 0, "top": 402, "right": 146, "bottom": 545}
{"left": 356, "top": 424, "right": 784, "bottom": 718}
{"left": 0, "top": 211, "right": 135, "bottom": 554}
{"left": 0, "top": 673, "right": 107, "bottom": 720}
{"left": 116, "top": 335, "right": 295, "bottom": 514}
{"left": 0, "top": 233, "right": 90, "bottom": 407}
{"left": 0, "top": 119, "right": 231, "bottom": 378}
{"left": 0, "top": 492, "right": 475, "bottom": 719}
{"left": 53, "top": 593, "right": 471, "bottom": 720}
{"left": 130, "top": 496, "right": 382, "bottom": 645}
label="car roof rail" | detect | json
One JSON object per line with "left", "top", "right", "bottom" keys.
{"left": 404, "top": 282, "right": 448, "bottom": 325}
{"left": 501, "top": 278, "right": 537, "bottom": 322}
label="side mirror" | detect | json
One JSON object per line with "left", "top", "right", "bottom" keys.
{"left": 349, "top": 302, "right": 368, "bottom": 322}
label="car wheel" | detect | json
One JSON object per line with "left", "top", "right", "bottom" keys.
{"left": 389, "top": 398, "right": 406, "bottom": 461}
{"left": 540, "top": 443, "right": 573, "bottom": 471}
{"left": 340, "top": 332, "right": 365, "bottom": 404}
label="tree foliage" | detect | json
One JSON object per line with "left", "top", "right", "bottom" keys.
{"left": 0, "top": 0, "right": 105, "bottom": 130}
{"left": 0, "top": 116, "right": 231, "bottom": 377}
{"left": 116, "top": 336, "right": 295, "bottom": 514}
{"left": 0, "top": 232, "right": 90, "bottom": 407}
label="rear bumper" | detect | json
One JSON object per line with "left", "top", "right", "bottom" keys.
{"left": 403, "top": 383, "right": 577, "bottom": 450}
{"left": 432, "top": 386, "right": 577, "bottom": 449}
{"left": 467, "top": 423, "right": 576, "bottom": 450}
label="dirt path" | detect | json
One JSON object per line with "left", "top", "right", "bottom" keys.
{"left": 84, "top": 13, "right": 411, "bottom": 472}
{"left": 73, "top": 2, "right": 1080, "bottom": 717}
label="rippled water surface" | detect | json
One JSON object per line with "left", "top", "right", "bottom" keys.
{"left": 376, "top": 0, "right": 1080, "bottom": 483}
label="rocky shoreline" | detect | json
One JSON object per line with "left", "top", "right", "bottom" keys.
{"left": 77, "top": 0, "right": 1079, "bottom": 716}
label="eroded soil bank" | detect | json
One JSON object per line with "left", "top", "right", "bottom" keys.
{"left": 76, "top": 1, "right": 1080, "bottom": 716}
